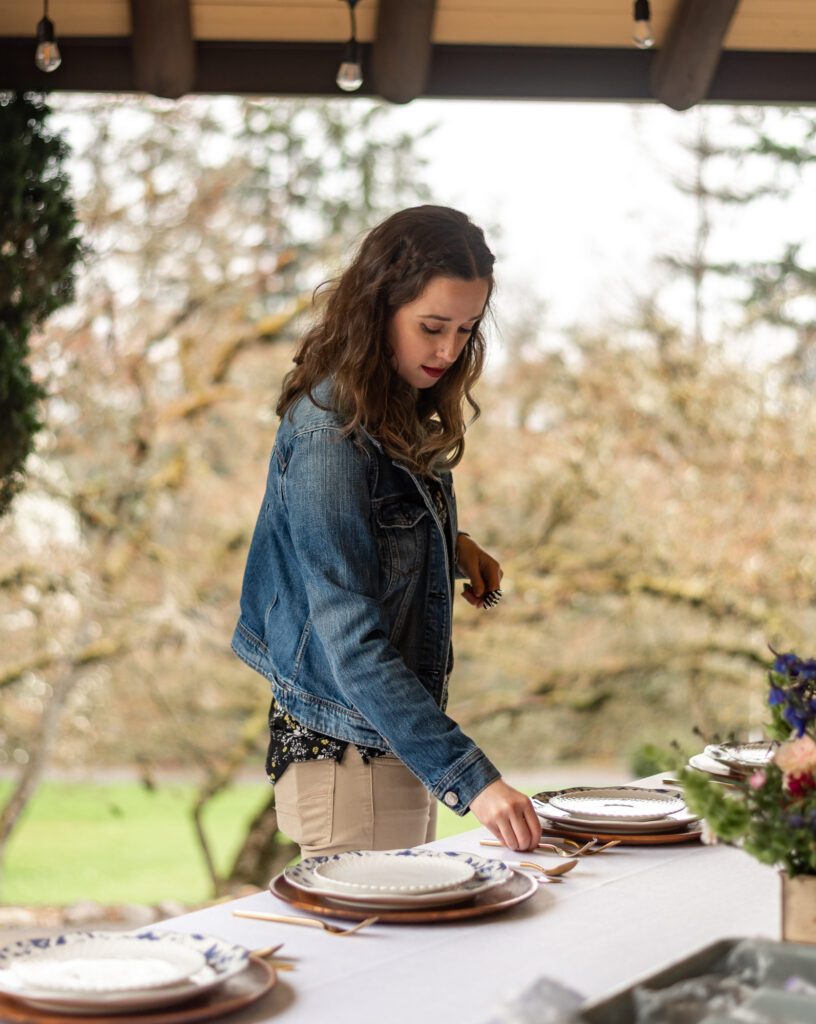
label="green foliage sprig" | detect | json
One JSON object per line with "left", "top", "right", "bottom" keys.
{"left": 0, "top": 91, "right": 82, "bottom": 517}
{"left": 682, "top": 652, "right": 816, "bottom": 877}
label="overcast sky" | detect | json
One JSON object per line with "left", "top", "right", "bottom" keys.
{"left": 383, "top": 99, "right": 816, "bottom": 364}
{"left": 53, "top": 95, "right": 816, "bottom": 365}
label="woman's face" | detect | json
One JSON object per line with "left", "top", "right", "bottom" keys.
{"left": 389, "top": 275, "right": 490, "bottom": 390}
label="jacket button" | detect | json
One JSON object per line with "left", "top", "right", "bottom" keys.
{"left": 443, "top": 791, "right": 459, "bottom": 807}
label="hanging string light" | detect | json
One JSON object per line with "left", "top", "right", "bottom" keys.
{"left": 337, "top": 0, "right": 363, "bottom": 92}
{"left": 35, "top": 0, "right": 62, "bottom": 72}
{"left": 632, "top": 0, "right": 654, "bottom": 49}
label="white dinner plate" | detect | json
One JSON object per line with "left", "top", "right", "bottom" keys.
{"left": 704, "top": 741, "right": 776, "bottom": 770}
{"left": 688, "top": 752, "right": 742, "bottom": 778}
{"left": 0, "top": 929, "right": 250, "bottom": 1015}
{"left": 548, "top": 787, "right": 686, "bottom": 822}
{"left": 8, "top": 938, "right": 205, "bottom": 994}
{"left": 285, "top": 850, "right": 512, "bottom": 909}
{"left": 533, "top": 800, "right": 699, "bottom": 834}
{"left": 313, "top": 851, "right": 475, "bottom": 894}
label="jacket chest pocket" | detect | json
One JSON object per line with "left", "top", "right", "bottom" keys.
{"left": 374, "top": 500, "right": 429, "bottom": 597}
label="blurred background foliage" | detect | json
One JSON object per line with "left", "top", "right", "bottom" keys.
{"left": 2, "top": 93, "right": 816, "bottom": 903}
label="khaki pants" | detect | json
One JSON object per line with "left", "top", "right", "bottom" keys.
{"left": 274, "top": 745, "right": 438, "bottom": 858}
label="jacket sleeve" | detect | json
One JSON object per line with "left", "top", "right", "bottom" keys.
{"left": 281, "top": 427, "right": 500, "bottom": 814}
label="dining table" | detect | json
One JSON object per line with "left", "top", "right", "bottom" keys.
{"left": 155, "top": 776, "right": 780, "bottom": 1023}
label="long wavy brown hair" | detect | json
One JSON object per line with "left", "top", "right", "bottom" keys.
{"left": 277, "top": 205, "right": 495, "bottom": 477}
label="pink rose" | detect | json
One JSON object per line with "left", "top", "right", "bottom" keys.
{"left": 749, "top": 771, "right": 766, "bottom": 789}
{"left": 775, "top": 736, "right": 816, "bottom": 776}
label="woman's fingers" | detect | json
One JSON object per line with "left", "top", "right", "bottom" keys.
{"left": 470, "top": 781, "right": 539, "bottom": 851}
{"left": 483, "top": 559, "right": 502, "bottom": 593}
{"left": 498, "top": 818, "right": 519, "bottom": 851}
{"left": 524, "top": 802, "right": 542, "bottom": 851}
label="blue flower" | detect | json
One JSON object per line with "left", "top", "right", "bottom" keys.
{"left": 773, "top": 653, "right": 798, "bottom": 674}
{"left": 788, "top": 814, "right": 805, "bottom": 829}
{"left": 769, "top": 686, "right": 786, "bottom": 707}
{"left": 783, "top": 705, "right": 808, "bottom": 737}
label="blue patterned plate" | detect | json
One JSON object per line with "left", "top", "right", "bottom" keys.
{"left": 285, "top": 850, "right": 512, "bottom": 909}
{"left": 0, "top": 929, "right": 250, "bottom": 1014}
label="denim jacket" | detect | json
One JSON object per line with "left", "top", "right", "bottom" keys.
{"left": 231, "top": 378, "right": 500, "bottom": 814}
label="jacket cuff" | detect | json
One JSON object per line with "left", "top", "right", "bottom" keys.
{"left": 432, "top": 745, "right": 501, "bottom": 817}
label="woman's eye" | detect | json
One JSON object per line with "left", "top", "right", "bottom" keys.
{"left": 420, "top": 324, "right": 474, "bottom": 336}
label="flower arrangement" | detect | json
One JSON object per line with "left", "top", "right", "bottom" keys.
{"left": 682, "top": 651, "right": 816, "bottom": 878}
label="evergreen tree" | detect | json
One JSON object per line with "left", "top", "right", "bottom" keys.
{"left": 0, "top": 91, "right": 82, "bottom": 516}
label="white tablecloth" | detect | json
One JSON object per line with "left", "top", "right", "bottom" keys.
{"left": 159, "top": 792, "right": 780, "bottom": 1023}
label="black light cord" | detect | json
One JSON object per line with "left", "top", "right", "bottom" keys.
{"left": 348, "top": 0, "right": 359, "bottom": 42}
{"left": 634, "top": 0, "right": 650, "bottom": 22}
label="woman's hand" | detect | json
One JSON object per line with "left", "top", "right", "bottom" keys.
{"left": 456, "top": 534, "right": 503, "bottom": 608}
{"left": 469, "top": 779, "right": 542, "bottom": 852}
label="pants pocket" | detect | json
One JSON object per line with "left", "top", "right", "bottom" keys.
{"left": 274, "top": 759, "right": 335, "bottom": 850}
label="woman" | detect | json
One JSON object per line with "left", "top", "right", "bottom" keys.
{"left": 232, "top": 205, "right": 542, "bottom": 856}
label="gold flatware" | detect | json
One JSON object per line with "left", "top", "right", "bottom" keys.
{"left": 507, "top": 858, "right": 579, "bottom": 879}
{"left": 542, "top": 836, "right": 624, "bottom": 853}
{"left": 251, "top": 943, "right": 298, "bottom": 971}
{"left": 480, "top": 838, "right": 595, "bottom": 857}
{"left": 252, "top": 943, "right": 285, "bottom": 958}
{"left": 584, "top": 840, "right": 621, "bottom": 854}
{"left": 234, "top": 909, "right": 379, "bottom": 936}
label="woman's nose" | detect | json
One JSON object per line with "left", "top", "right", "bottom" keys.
{"left": 435, "top": 334, "right": 457, "bottom": 363}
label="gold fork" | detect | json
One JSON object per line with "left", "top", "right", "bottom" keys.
{"left": 480, "top": 838, "right": 596, "bottom": 857}
{"left": 582, "top": 840, "right": 622, "bottom": 854}
{"left": 233, "top": 909, "right": 379, "bottom": 936}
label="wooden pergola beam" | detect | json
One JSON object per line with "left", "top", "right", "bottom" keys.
{"left": 651, "top": 0, "right": 741, "bottom": 111}
{"left": 371, "top": 0, "right": 437, "bottom": 105}
{"left": 2, "top": 39, "right": 816, "bottom": 105}
{"left": 129, "top": 0, "right": 195, "bottom": 99}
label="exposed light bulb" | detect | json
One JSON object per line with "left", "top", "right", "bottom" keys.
{"left": 337, "top": 1, "right": 363, "bottom": 93}
{"left": 337, "top": 58, "right": 363, "bottom": 92}
{"left": 35, "top": 11, "right": 62, "bottom": 72}
{"left": 632, "top": 0, "right": 654, "bottom": 49}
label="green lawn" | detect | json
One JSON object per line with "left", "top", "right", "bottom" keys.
{"left": 0, "top": 780, "right": 483, "bottom": 906}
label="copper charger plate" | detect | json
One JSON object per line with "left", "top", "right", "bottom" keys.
{"left": 0, "top": 957, "right": 277, "bottom": 1024}
{"left": 269, "top": 868, "right": 539, "bottom": 923}
{"left": 538, "top": 822, "right": 703, "bottom": 845}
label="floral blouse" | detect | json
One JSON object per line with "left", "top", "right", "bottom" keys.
{"left": 265, "top": 479, "right": 451, "bottom": 784}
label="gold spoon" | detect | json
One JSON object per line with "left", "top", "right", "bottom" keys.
{"left": 507, "top": 858, "right": 579, "bottom": 878}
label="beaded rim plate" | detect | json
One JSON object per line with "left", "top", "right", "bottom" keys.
{"left": 0, "top": 958, "right": 276, "bottom": 1024}
{"left": 312, "top": 851, "right": 476, "bottom": 894}
{"left": 533, "top": 788, "right": 699, "bottom": 835}
{"left": 0, "top": 931, "right": 250, "bottom": 1014}
{"left": 547, "top": 787, "right": 686, "bottom": 822}
{"left": 285, "top": 850, "right": 511, "bottom": 908}
{"left": 688, "top": 752, "right": 743, "bottom": 778}
{"left": 7, "top": 940, "right": 206, "bottom": 995}
{"left": 704, "top": 742, "right": 777, "bottom": 769}
{"left": 270, "top": 869, "right": 540, "bottom": 923}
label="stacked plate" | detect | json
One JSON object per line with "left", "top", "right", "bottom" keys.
{"left": 687, "top": 740, "right": 777, "bottom": 781}
{"left": 0, "top": 929, "right": 251, "bottom": 1015}
{"left": 284, "top": 849, "right": 513, "bottom": 910}
{"left": 532, "top": 786, "right": 701, "bottom": 843}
